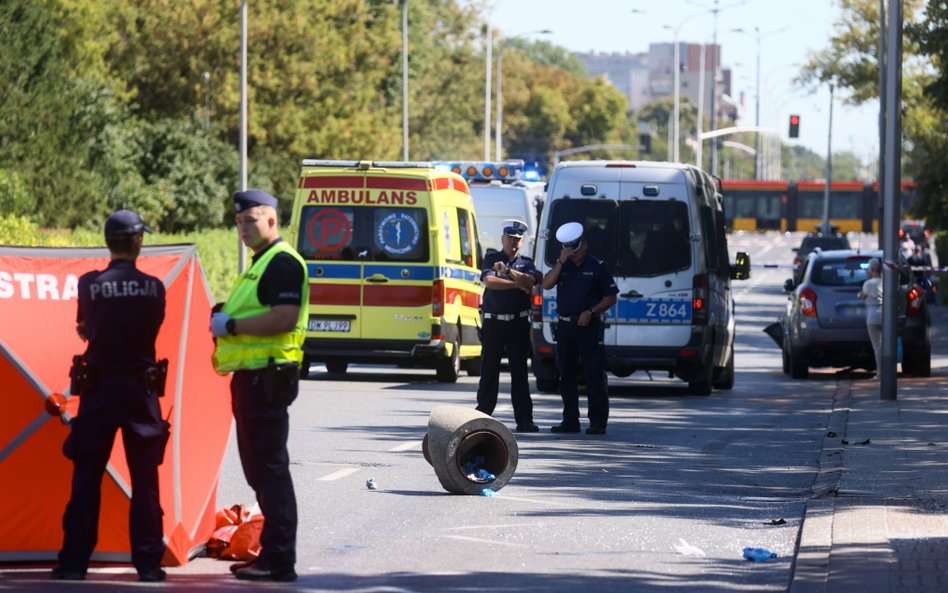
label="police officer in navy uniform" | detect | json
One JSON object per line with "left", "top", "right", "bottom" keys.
{"left": 475, "top": 219, "right": 540, "bottom": 432}
{"left": 53, "top": 210, "right": 168, "bottom": 582}
{"left": 541, "top": 222, "right": 618, "bottom": 435}
{"left": 211, "top": 190, "right": 309, "bottom": 582}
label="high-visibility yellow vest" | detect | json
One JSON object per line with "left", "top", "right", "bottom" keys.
{"left": 212, "top": 241, "right": 310, "bottom": 373}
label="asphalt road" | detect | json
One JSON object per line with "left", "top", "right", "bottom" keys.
{"left": 7, "top": 231, "right": 924, "bottom": 593}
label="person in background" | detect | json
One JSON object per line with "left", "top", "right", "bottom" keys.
{"left": 54, "top": 210, "right": 168, "bottom": 582}
{"left": 858, "top": 257, "right": 884, "bottom": 379}
{"left": 211, "top": 190, "right": 309, "bottom": 582}
{"left": 541, "top": 222, "right": 618, "bottom": 435}
{"left": 475, "top": 219, "right": 541, "bottom": 433}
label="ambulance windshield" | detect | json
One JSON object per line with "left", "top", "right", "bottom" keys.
{"left": 297, "top": 205, "right": 430, "bottom": 262}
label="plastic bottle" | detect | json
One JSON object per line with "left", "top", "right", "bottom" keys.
{"left": 742, "top": 547, "right": 777, "bottom": 562}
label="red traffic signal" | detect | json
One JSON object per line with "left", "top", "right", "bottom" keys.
{"left": 789, "top": 114, "right": 800, "bottom": 138}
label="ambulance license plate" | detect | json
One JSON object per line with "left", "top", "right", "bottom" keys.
{"left": 309, "top": 319, "right": 351, "bottom": 332}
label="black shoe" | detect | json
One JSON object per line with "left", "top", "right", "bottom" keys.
{"left": 229, "top": 560, "right": 256, "bottom": 574}
{"left": 234, "top": 566, "right": 298, "bottom": 582}
{"left": 138, "top": 568, "right": 166, "bottom": 582}
{"left": 515, "top": 423, "right": 539, "bottom": 433}
{"left": 550, "top": 423, "right": 581, "bottom": 433}
{"left": 585, "top": 426, "right": 607, "bottom": 435}
{"left": 51, "top": 566, "right": 85, "bottom": 581}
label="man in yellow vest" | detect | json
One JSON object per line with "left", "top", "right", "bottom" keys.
{"left": 211, "top": 190, "right": 309, "bottom": 582}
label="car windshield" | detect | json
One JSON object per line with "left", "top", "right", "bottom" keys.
{"left": 800, "top": 235, "right": 850, "bottom": 252}
{"left": 812, "top": 258, "right": 870, "bottom": 287}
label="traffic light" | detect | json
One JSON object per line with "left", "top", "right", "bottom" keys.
{"left": 789, "top": 114, "right": 800, "bottom": 138}
{"left": 639, "top": 133, "right": 651, "bottom": 154}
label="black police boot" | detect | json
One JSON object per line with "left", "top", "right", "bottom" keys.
{"left": 138, "top": 567, "right": 166, "bottom": 582}
{"left": 51, "top": 566, "right": 85, "bottom": 580}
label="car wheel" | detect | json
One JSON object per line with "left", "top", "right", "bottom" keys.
{"left": 325, "top": 361, "right": 348, "bottom": 374}
{"left": 781, "top": 343, "right": 790, "bottom": 375}
{"left": 688, "top": 360, "right": 713, "bottom": 396}
{"left": 713, "top": 346, "right": 735, "bottom": 390}
{"left": 905, "top": 340, "right": 931, "bottom": 377}
{"left": 536, "top": 377, "right": 559, "bottom": 393}
{"left": 436, "top": 337, "right": 460, "bottom": 383}
{"left": 789, "top": 347, "right": 809, "bottom": 379}
{"left": 462, "top": 356, "right": 482, "bottom": 377}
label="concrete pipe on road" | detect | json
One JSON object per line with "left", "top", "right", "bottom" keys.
{"left": 422, "top": 406, "right": 518, "bottom": 495}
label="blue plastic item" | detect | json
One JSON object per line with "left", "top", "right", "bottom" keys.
{"left": 742, "top": 547, "right": 777, "bottom": 562}
{"left": 481, "top": 488, "right": 497, "bottom": 497}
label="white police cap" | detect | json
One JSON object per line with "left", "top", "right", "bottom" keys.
{"left": 502, "top": 219, "right": 528, "bottom": 238}
{"left": 555, "top": 222, "right": 584, "bottom": 245}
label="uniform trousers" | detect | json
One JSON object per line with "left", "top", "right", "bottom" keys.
{"left": 231, "top": 369, "right": 297, "bottom": 570}
{"left": 475, "top": 316, "right": 533, "bottom": 425}
{"left": 59, "top": 376, "right": 167, "bottom": 574}
{"left": 554, "top": 318, "right": 609, "bottom": 428}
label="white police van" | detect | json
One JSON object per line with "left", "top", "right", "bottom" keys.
{"left": 530, "top": 160, "right": 750, "bottom": 395}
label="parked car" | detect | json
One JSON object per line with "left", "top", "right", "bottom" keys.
{"left": 792, "top": 233, "right": 851, "bottom": 282}
{"left": 780, "top": 249, "right": 931, "bottom": 378}
{"left": 900, "top": 219, "right": 930, "bottom": 248}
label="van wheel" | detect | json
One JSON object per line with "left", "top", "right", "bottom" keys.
{"left": 789, "top": 347, "right": 809, "bottom": 379}
{"left": 712, "top": 346, "right": 735, "bottom": 390}
{"left": 536, "top": 378, "right": 559, "bottom": 393}
{"left": 688, "top": 363, "right": 713, "bottom": 396}
{"left": 436, "top": 338, "right": 460, "bottom": 383}
{"left": 326, "top": 361, "right": 348, "bottom": 374}
{"left": 299, "top": 361, "right": 311, "bottom": 380}
{"left": 462, "top": 356, "right": 482, "bottom": 377}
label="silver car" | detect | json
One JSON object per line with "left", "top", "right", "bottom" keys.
{"left": 780, "top": 249, "right": 931, "bottom": 378}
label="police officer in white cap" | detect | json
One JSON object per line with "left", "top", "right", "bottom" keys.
{"left": 475, "top": 219, "right": 541, "bottom": 432}
{"left": 541, "top": 222, "right": 618, "bottom": 435}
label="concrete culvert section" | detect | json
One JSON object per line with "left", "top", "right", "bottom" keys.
{"left": 423, "top": 406, "right": 518, "bottom": 495}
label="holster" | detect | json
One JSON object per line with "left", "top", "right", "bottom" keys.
{"left": 262, "top": 358, "right": 299, "bottom": 407}
{"left": 69, "top": 355, "right": 96, "bottom": 396}
{"left": 144, "top": 358, "right": 169, "bottom": 397}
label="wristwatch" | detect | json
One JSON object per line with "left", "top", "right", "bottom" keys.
{"left": 226, "top": 317, "right": 237, "bottom": 336}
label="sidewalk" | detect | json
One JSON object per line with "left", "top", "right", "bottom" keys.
{"left": 790, "top": 305, "right": 948, "bottom": 593}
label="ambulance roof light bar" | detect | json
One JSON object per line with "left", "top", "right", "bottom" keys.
{"left": 434, "top": 159, "right": 525, "bottom": 182}
{"left": 301, "top": 159, "right": 435, "bottom": 169}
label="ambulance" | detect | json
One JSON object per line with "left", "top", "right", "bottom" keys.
{"left": 436, "top": 160, "right": 545, "bottom": 257}
{"left": 288, "top": 160, "right": 483, "bottom": 382}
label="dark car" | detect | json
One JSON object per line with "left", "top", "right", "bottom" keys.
{"left": 792, "top": 233, "right": 851, "bottom": 281}
{"left": 781, "top": 249, "right": 931, "bottom": 378}
{"left": 900, "top": 219, "right": 929, "bottom": 248}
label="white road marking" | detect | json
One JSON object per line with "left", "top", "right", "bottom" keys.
{"left": 389, "top": 441, "right": 420, "bottom": 452}
{"left": 318, "top": 467, "right": 360, "bottom": 481}
{"left": 441, "top": 534, "right": 528, "bottom": 547}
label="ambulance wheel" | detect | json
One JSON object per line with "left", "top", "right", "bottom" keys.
{"left": 463, "top": 356, "right": 482, "bottom": 377}
{"left": 436, "top": 338, "right": 460, "bottom": 383}
{"left": 325, "top": 361, "right": 348, "bottom": 374}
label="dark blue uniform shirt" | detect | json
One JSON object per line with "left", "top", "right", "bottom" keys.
{"left": 481, "top": 250, "right": 539, "bottom": 314}
{"left": 77, "top": 259, "right": 166, "bottom": 370}
{"left": 253, "top": 239, "right": 306, "bottom": 308}
{"left": 555, "top": 255, "right": 618, "bottom": 316}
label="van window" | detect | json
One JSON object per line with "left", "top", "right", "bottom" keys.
{"left": 457, "top": 208, "right": 475, "bottom": 268}
{"left": 618, "top": 200, "right": 691, "bottom": 276}
{"left": 296, "top": 205, "right": 429, "bottom": 262}
{"left": 544, "top": 198, "right": 618, "bottom": 266}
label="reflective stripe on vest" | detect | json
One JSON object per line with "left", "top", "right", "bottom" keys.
{"left": 212, "top": 241, "right": 310, "bottom": 373}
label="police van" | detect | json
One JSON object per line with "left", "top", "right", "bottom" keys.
{"left": 531, "top": 160, "right": 750, "bottom": 395}
{"left": 289, "top": 160, "right": 483, "bottom": 382}
{"left": 437, "top": 161, "right": 545, "bottom": 257}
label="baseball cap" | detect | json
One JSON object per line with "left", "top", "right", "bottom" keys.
{"left": 233, "top": 189, "right": 279, "bottom": 213}
{"left": 502, "top": 219, "right": 528, "bottom": 238}
{"left": 104, "top": 209, "right": 153, "bottom": 238}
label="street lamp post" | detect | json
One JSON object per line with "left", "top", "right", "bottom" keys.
{"left": 401, "top": 0, "right": 409, "bottom": 160}
{"left": 238, "top": 0, "right": 247, "bottom": 272}
{"left": 484, "top": 22, "right": 493, "bottom": 160}
{"left": 494, "top": 29, "right": 551, "bottom": 160}
{"left": 203, "top": 71, "right": 210, "bottom": 131}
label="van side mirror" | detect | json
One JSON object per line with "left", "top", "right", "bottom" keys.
{"left": 730, "top": 251, "right": 751, "bottom": 280}
{"left": 784, "top": 278, "right": 795, "bottom": 292}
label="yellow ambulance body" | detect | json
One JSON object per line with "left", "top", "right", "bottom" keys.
{"left": 288, "top": 160, "right": 483, "bottom": 382}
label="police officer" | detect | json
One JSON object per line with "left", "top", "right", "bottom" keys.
{"left": 53, "top": 210, "right": 168, "bottom": 582}
{"left": 540, "top": 222, "right": 618, "bottom": 435}
{"left": 475, "top": 219, "right": 540, "bottom": 432}
{"left": 211, "top": 190, "right": 309, "bottom": 582}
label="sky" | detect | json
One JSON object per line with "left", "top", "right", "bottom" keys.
{"left": 485, "top": 0, "right": 881, "bottom": 163}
